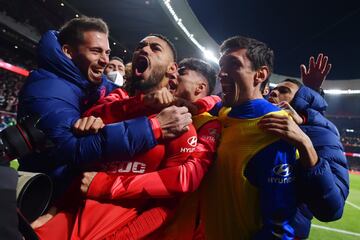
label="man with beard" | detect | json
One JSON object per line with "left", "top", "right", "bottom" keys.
{"left": 33, "top": 36, "right": 221, "bottom": 240}
{"left": 198, "top": 36, "right": 319, "bottom": 240}
{"left": 17, "top": 18, "right": 191, "bottom": 200}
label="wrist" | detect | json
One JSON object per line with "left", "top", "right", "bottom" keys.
{"left": 149, "top": 116, "right": 162, "bottom": 140}
{"left": 297, "top": 136, "right": 318, "bottom": 168}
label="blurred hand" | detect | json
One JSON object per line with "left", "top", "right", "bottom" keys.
{"left": 156, "top": 106, "right": 192, "bottom": 139}
{"left": 80, "top": 172, "right": 97, "bottom": 194}
{"left": 73, "top": 116, "right": 105, "bottom": 135}
{"left": 276, "top": 101, "right": 303, "bottom": 125}
{"left": 144, "top": 87, "right": 175, "bottom": 111}
{"left": 300, "top": 53, "right": 331, "bottom": 91}
{"left": 31, "top": 206, "right": 57, "bottom": 229}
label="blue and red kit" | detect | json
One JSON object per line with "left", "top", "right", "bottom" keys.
{"left": 35, "top": 92, "right": 221, "bottom": 240}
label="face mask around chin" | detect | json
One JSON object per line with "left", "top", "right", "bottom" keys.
{"left": 107, "top": 71, "right": 124, "bottom": 86}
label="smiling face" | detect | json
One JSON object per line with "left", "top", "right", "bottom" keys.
{"left": 131, "top": 36, "right": 176, "bottom": 92}
{"left": 218, "top": 48, "right": 257, "bottom": 106}
{"left": 68, "top": 31, "right": 110, "bottom": 85}
{"left": 268, "top": 81, "right": 300, "bottom": 104}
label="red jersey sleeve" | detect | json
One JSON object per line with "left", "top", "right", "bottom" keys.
{"left": 194, "top": 95, "right": 221, "bottom": 114}
{"left": 83, "top": 93, "right": 156, "bottom": 124}
{"left": 86, "top": 119, "right": 221, "bottom": 200}
{"left": 98, "top": 88, "right": 129, "bottom": 104}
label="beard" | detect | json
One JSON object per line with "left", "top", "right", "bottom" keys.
{"left": 133, "top": 64, "right": 168, "bottom": 91}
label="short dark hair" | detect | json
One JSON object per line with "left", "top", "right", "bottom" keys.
{"left": 282, "top": 78, "right": 303, "bottom": 87}
{"left": 110, "top": 56, "right": 124, "bottom": 64}
{"left": 58, "top": 17, "right": 109, "bottom": 46}
{"left": 148, "top": 33, "right": 177, "bottom": 62}
{"left": 179, "top": 58, "right": 217, "bottom": 94}
{"left": 220, "top": 36, "right": 274, "bottom": 73}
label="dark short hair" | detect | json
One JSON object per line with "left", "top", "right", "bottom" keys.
{"left": 179, "top": 58, "right": 217, "bottom": 94}
{"left": 148, "top": 33, "right": 177, "bottom": 62}
{"left": 282, "top": 78, "right": 303, "bottom": 88}
{"left": 58, "top": 17, "right": 109, "bottom": 46}
{"left": 220, "top": 36, "right": 274, "bottom": 73}
{"left": 110, "top": 56, "right": 124, "bottom": 64}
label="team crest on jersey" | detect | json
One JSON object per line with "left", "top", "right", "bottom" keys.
{"left": 201, "top": 127, "right": 220, "bottom": 142}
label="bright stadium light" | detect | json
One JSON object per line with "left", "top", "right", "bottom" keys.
{"left": 162, "top": 0, "right": 219, "bottom": 64}
{"left": 269, "top": 83, "right": 360, "bottom": 95}
{"left": 324, "top": 89, "right": 360, "bottom": 95}
{"left": 203, "top": 49, "right": 218, "bottom": 63}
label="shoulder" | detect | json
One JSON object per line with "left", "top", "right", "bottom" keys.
{"left": 21, "top": 69, "right": 83, "bottom": 102}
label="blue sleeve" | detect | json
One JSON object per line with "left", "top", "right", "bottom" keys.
{"left": 304, "top": 108, "right": 340, "bottom": 137}
{"left": 208, "top": 101, "right": 223, "bottom": 116}
{"left": 103, "top": 78, "right": 119, "bottom": 94}
{"left": 23, "top": 97, "right": 157, "bottom": 167}
{"left": 245, "top": 140, "right": 297, "bottom": 240}
{"left": 296, "top": 137, "right": 349, "bottom": 221}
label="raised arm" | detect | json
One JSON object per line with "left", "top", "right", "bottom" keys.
{"left": 300, "top": 53, "right": 331, "bottom": 91}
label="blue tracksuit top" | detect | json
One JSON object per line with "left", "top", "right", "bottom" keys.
{"left": 17, "top": 31, "right": 157, "bottom": 196}
{"left": 291, "top": 86, "right": 349, "bottom": 238}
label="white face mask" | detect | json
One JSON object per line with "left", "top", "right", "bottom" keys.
{"left": 107, "top": 71, "right": 124, "bottom": 86}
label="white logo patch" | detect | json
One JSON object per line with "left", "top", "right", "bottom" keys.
{"left": 187, "top": 136, "right": 197, "bottom": 147}
{"left": 272, "top": 164, "right": 292, "bottom": 177}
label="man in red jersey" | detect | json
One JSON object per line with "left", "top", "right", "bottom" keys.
{"left": 33, "top": 35, "right": 220, "bottom": 240}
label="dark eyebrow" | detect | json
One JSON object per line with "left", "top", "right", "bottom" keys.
{"left": 89, "top": 47, "right": 111, "bottom": 54}
{"left": 137, "top": 41, "right": 164, "bottom": 50}
{"left": 150, "top": 42, "right": 162, "bottom": 48}
{"left": 219, "top": 55, "right": 241, "bottom": 67}
{"left": 137, "top": 41, "right": 148, "bottom": 49}
{"left": 274, "top": 86, "right": 292, "bottom": 93}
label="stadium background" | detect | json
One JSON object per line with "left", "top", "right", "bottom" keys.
{"left": 1, "top": 0, "right": 359, "bottom": 239}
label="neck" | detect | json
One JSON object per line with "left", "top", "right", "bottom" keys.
{"left": 235, "top": 88, "right": 264, "bottom": 106}
{"left": 136, "top": 85, "right": 163, "bottom": 95}
{"left": 135, "top": 76, "right": 169, "bottom": 95}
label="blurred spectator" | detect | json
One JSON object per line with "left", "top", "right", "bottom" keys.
{"left": 0, "top": 69, "right": 26, "bottom": 113}
{"left": 104, "top": 57, "right": 125, "bottom": 76}
{"left": 103, "top": 57, "right": 125, "bottom": 87}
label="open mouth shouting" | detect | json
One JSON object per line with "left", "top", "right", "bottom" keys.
{"left": 168, "top": 78, "right": 178, "bottom": 94}
{"left": 133, "top": 55, "right": 149, "bottom": 77}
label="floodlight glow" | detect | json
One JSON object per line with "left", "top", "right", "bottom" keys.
{"left": 324, "top": 89, "right": 360, "bottom": 95}
{"left": 203, "top": 49, "right": 218, "bottom": 63}
{"left": 269, "top": 83, "right": 360, "bottom": 95}
{"left": 162, "top": 0, "right": 219, "bottom": 64}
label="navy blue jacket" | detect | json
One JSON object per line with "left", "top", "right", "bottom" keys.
{"left": 291, "top": 86, "right": 349, "bottom": 238}
{"left": 17, "top": 31, "right": 157, "bottom": 196}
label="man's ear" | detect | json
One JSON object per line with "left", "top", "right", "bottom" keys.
{"left": 167, "top": 62, "right": 178, "bottom": 75}
{"left": 195, "top": 82, "right": 207, "bottom": 96}
{"left": 254, "top": 66, "right": 270, "bottom": 85}
{"left": 165, "top": 62, "right": 178, "bottom": 79}
{"left": 61, "top": 44, "right": 74, "bottom": 59}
